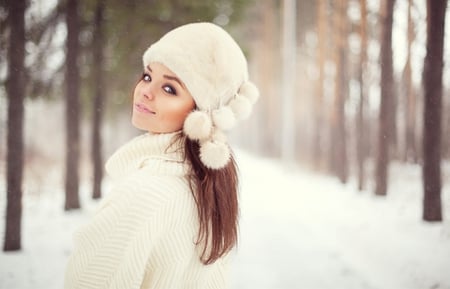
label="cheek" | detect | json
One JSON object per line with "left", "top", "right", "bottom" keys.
{"left": 132, "top": 83, "right": 141, "bottom": 100}
{"left": 161, "top": 100, "right": 195, "bottom": 124}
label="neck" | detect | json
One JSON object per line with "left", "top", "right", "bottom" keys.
{"left": 105, "top": 131, "right": 187, "bottom": 178}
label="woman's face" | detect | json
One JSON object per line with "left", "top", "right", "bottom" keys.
{"left": 132, "top": 62, "right": 195, "bottom": 133}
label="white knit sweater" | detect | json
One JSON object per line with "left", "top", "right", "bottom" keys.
{"left": 64, "top": 132, "right": 229, "bottom": 289}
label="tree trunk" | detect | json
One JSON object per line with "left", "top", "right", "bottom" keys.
{"left": 374, "top": 0, "right": 395, "bottom": 196}
{"left": 356, "top": 0, "right": 368, "bottom": 191}
{"left": 403, "top": 0, "right": 418, "bottom": 163}
{"left": 4, "top": 0, "right": 26, "bottom": 251}
{"left": 329, "top": 0, "right": 348, "bottom": 183}
{"left": 390, "top": 77, "right": 398, "bottom": 158}
{"left": 422, "top": 0, "right": 446, "bottom": 222}
{"left": 91, "top": 0, "right": 105, "bottom": 199}
{"left": 445, "top": 100, "right": 450, "bottom": 159}
{"left": 280, "top": 0, "right": 297, "bottom": 163}
{"left": 256, "top": 0, "right": 278, "bottom": 156}
{"left": 65, "top": 0, "right": 81, "bottom": 210}
{"left": 313, "top": 0, "right": 326, "bottom": 170}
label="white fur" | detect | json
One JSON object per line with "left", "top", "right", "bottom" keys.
{"left": 183, "top": 111, "right": 212, "bottom": 140}
{"left": 200, "top": 140, "right": 230, "bottom": 169}
{"left": 229, "top": 95, "right": 252, "bottom": 120}
{"left": 212, "top": 107, "right": 236, "bottom": 131}
{"left": 143, "top": 23, "right": 248, "bottom": 111}
{"left": 239, "top": 82, "right": 260, "bottom": 104}
{"left": 211, "top": 129, "right": 227, "bottom": 143}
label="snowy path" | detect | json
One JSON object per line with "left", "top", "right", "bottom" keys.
{"left": 231, "top": 151, "right": 450, "bottom": 289}
{"left": 1, "top": 151, "right": 449, "bottom": 289}
{"left": 232, "top": 209, "right": 377, "bottom": 289}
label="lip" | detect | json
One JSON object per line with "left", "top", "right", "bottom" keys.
{"left": 134, "top": 103, "right": 155, "bottom": 114}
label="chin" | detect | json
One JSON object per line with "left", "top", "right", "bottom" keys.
{"left": 131, "top": 117, "right": 147, "bottom": 131}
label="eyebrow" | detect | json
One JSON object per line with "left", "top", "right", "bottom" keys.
{"left": 164, "top": 75, "right": 185, "bottom": 88}
{"left": 146, "top": 65, "right": 185, "bottom": 88}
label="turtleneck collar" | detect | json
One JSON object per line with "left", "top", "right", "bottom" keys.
{"left": 105, "top": 131, "right": 188, "bottom": 179}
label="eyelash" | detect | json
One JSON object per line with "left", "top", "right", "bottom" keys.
{"left": 142, "top": 73, "right": 151, "bottom": 82}
{"left": 142, "top": 72, "right": 177, "bottom": 95}
{"left": 163, "top": 85, "right": 177, "bottom": 95}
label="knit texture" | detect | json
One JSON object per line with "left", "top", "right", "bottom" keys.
{"left": 64, "top": 132, "right": 229, "bottom": 289}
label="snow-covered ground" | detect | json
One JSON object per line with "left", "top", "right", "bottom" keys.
{"left": 232, "top": 152, "right": 450, "bottom": 289}
{"left": 0, "top": 148, "right": 449, "bottom": 289}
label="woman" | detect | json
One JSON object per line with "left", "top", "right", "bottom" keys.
{"left": 64, "top": 22, "right": 259, "bottom": 289}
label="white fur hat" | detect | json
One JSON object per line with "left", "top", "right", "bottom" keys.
{"left": 143, "top": 22, "right": 259, "bottom": 169}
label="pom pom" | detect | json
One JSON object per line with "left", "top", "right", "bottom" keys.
{"left": 211, "top": 129, "right": 227, "bottom": 143}
{"left": 200, "top": 140, "right": 231, "bottom": 169}
{"left": 212, "top": 106, "right": 236, "bottom": 131}
{"left": 229, "top": 95, "right": 252, "bottom": 120}
{"left": 183, "top": 111, "right": 212, "bottom": 140}
{"left": 239, "top": 82, "right": 260, "bottom": 104}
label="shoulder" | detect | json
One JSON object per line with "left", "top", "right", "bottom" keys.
{"left": 129, "top": 168, "right": 191, "bottom": 200}
{"left": 104, "top": 168, "right": 195, "bottom": 220}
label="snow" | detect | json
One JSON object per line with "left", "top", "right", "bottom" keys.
{"left": 1, "top": 149, "right": 449, "bottom": 289}
{"left": 232, "top": 153, "right": 450, "bottom": 289}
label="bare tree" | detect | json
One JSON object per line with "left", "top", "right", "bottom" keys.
{"left": 4, "top": 0, "right": 26, "bottom": 251}
{"left": 313, "top": 0, "right": 327, "bottom": 170}
{"left": 280, "top": 0, "right": 297, "bottom": 162}
{"left": 64, "top": 0, "right": 81, "bottom": 210}
{"left": 403, "top": 0, "right": 418, "bottom": 163}
{"left": 356, "top": 0, "right": 368, "bottom": 190}
{"left": 249, "top": 0, "right": 280, "bottom": 156}
{"left": 445, "top": 92, "right": 450, "bottom": 159}
{"left": 329, "top": 0, "right": 348, "bottom": 183}
{"left": 374, "top": 0, "right": 396, "bottom": 196}
{"left": 422, "top": 0, "right": 447, "bottom": 222}
{"left": 91, "top": 0, "right": 106, "bottom": 199}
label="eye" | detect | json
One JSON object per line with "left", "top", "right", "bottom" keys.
{"left": 163, "top": 85, "right": 177, "bottom": 95}
{"left": 142, "top": 73, "right": 151, "bottom": 82}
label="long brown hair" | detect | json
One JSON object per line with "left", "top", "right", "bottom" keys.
{"left": 183, "top": 136, "right": 239, "bottom": 265}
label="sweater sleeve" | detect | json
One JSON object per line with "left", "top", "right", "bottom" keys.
{"left": 138, "top": 179, "right": 230, "bottom": 289}
{"left": 64, "top": 169, "right": 196, "bottom": 289}
{"left": 107, "top": 172, "right": 197, "bottom": 289}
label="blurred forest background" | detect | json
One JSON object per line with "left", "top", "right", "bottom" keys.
{"left": 1, "top": 0, "right": 449, "bottom": 252}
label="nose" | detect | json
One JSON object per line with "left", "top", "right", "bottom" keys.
{"left": 142, "top": 83, "right": 155, "bottom": 100}
{"left": 144, "top": 92, "right": 154, "bottom": 100}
